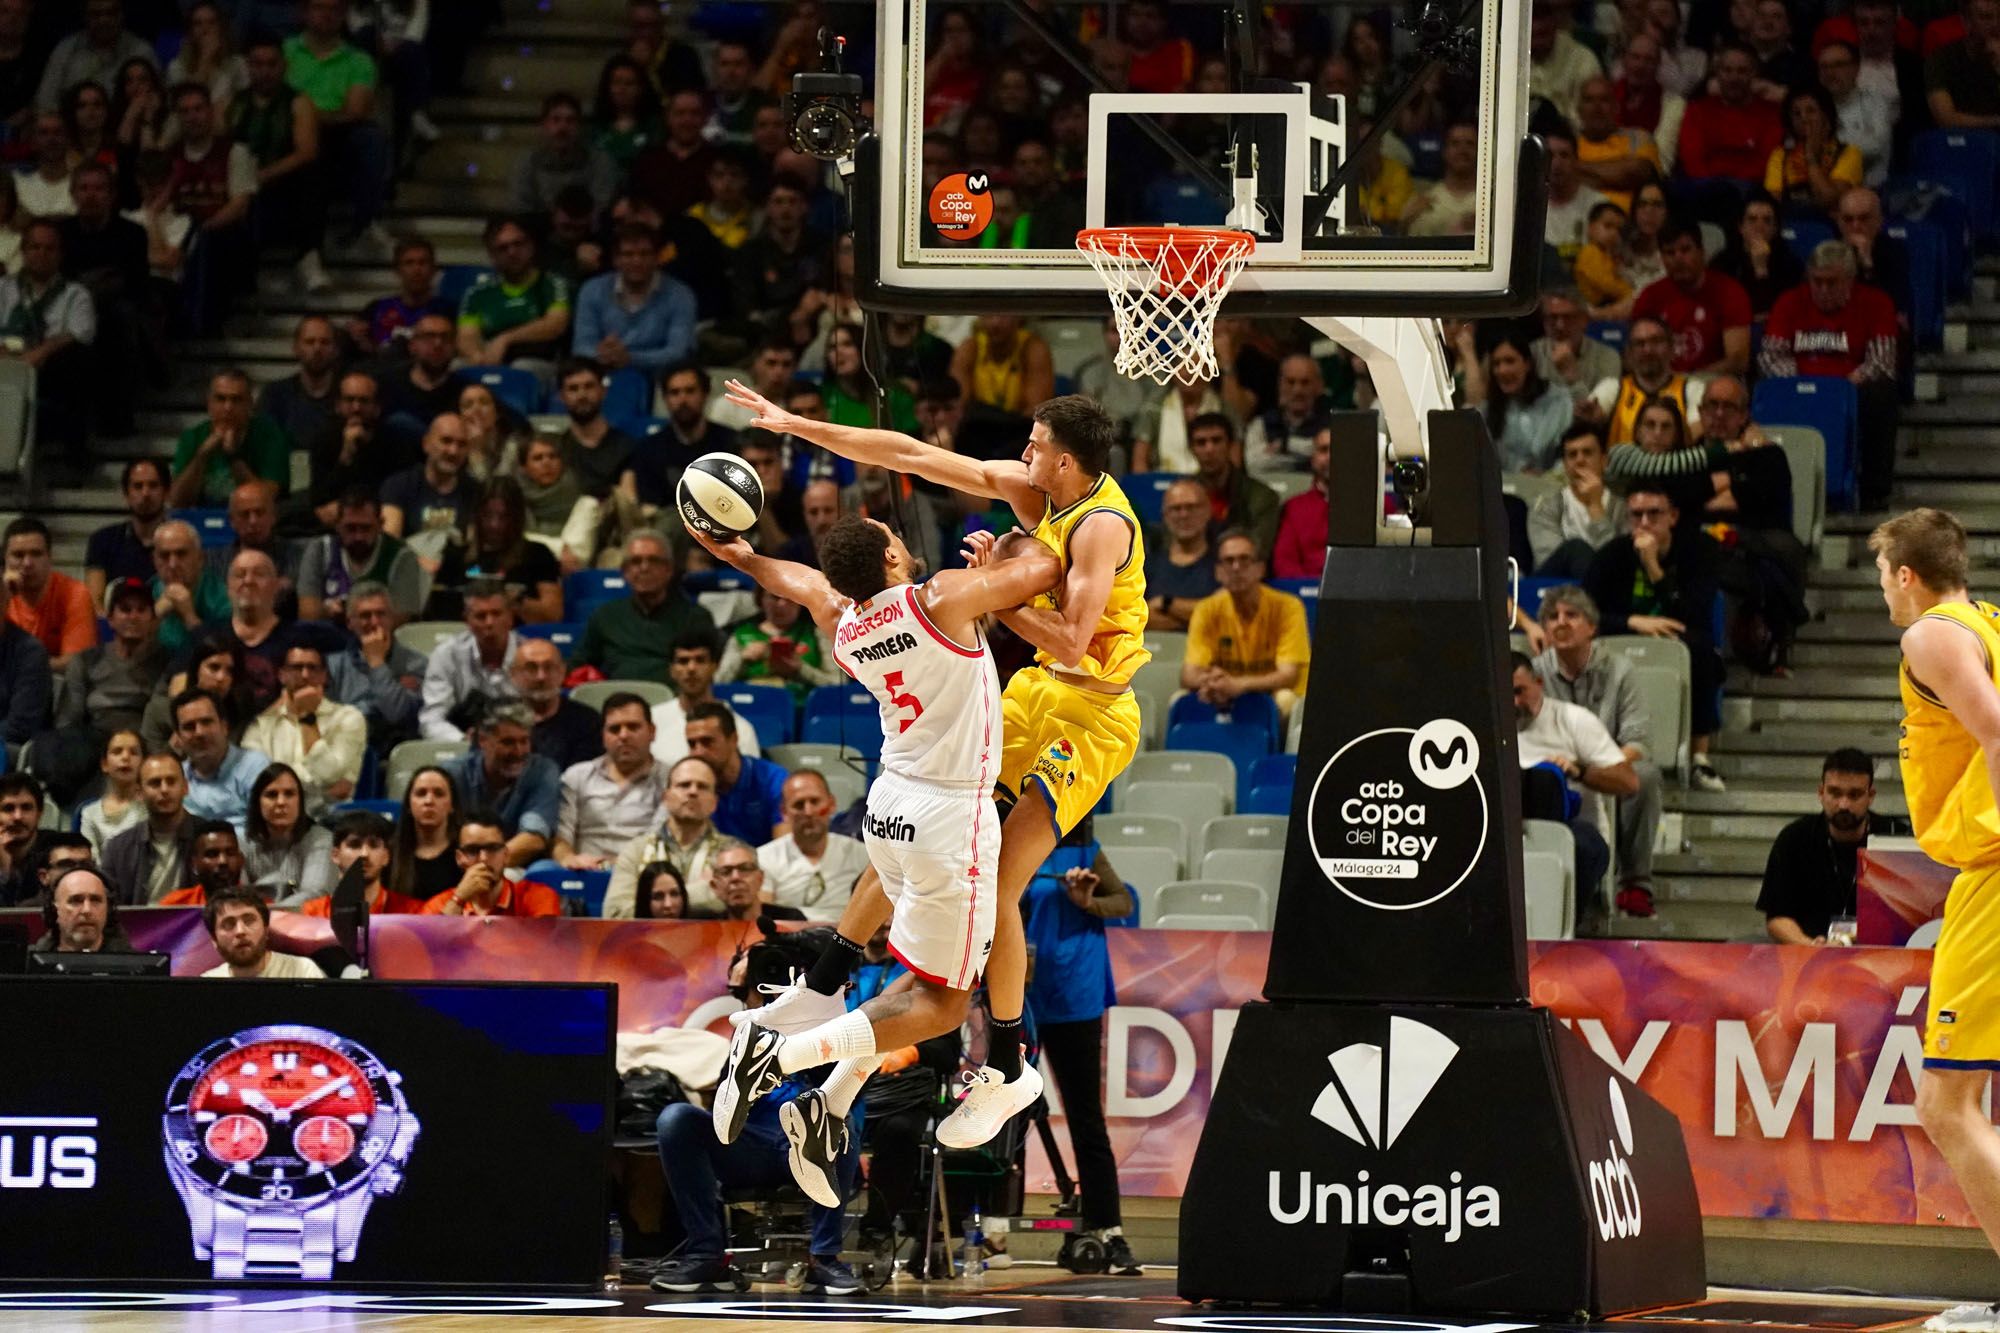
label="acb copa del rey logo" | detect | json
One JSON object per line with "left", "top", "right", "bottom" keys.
{"left": 1306, "top": 718, "right": 1487, "bottom": 910}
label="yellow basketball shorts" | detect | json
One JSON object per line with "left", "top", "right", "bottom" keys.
{"left": 1926, "top": 863, "right": 2000, "bottom": 1068}
{"left": 995, "top": 667, "right": 1141, "bottom": 837}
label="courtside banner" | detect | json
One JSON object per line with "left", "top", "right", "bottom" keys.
{"left": 102, "top": 913, "right": 1962, "bottom": 1227}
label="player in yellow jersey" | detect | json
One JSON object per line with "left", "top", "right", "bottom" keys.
{"left": 1873, "top": 508, "right": 2000, "bottom": 1331}
{"left": 720, "top": 380, "right": 1147, "bottom": 1148}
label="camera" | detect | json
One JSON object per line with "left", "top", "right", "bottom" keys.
{"left": 787, "top": 31, "right": 867, "bottom": 161}
{"left": 1387, "top": 451, "right": 1430, "bottom": 524}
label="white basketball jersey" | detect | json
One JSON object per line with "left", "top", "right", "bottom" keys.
{"left": 831, "top": 581, "right": 999, "bottom": 789}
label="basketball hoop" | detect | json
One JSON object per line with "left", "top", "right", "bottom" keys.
{"left": 1076, "top": 226, "right": 1256, "bottom": 387}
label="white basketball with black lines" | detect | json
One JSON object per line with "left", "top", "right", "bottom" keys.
{"left": 677, "top": 452, "right": 765, "bottom": 537}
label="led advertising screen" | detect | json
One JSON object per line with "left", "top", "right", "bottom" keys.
{"left": 0, "top": 978, "right": 615, "bottom": 1287}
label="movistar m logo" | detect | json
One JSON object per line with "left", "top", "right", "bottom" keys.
{"left": 1416, "top": 735, "right": 1469, "bottom": 775}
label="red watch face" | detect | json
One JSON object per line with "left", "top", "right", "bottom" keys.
{"left": 293, "top": 1116, "right": 356, "bottom": 1167}
{"left": 203, "top": 1114, "right": 268, "bottom": 1163}
{"left": 189, "top": 1040, "right": 378, "bottom": 1128}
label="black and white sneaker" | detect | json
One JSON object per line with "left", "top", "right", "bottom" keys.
{"left": 649, "top": 1255, "right": 749, "bottom": 1293}
{"left": 1927, "top": 1304, "right": 2000, "bottom": 1332}
{"left": 780, "top": 1089, "right": 850, "bottom": 1208}
{"left": 802, "top": 1257, "right": 862, "bottom": 1295}
{"left": 1103, "top": 1234, "right": 1142, "bottom": 1274}
{"left": 712, "top": 1022, "right": 784, "bottom": 1144}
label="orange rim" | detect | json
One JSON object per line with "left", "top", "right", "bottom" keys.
{"left": 1076, "top": 225, "right": 1256, "bottom": 297}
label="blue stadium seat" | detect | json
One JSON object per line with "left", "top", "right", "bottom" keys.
{"left": 1586, "top": 320, "right": 1625, "bottom": 350}
{"left": 527, "top": 867, "right": 611, "bottom": 916}
{"left": 172, "top": 508, "right": 233, "bottom": 549}
{"left": 355, "top": 746, "right": 381, "bottom": 801}
{"left": 437, "top": 264, "right": 492, "bottom": 309}
{"left": 1409, "top": 131, "right": 1444, "bottom": 181}
{"left": 603, "top": 367, "right": 653, "bottom": 436}
{"left": 518, "top": 621, "right": 584, "bottom": 655}
{"left": 682, "top": 569, "right": 757, "bottom": 594}
{"left": 564, "top": 570, "right": 628, "bottom": 620}
{"left": 1164, "top": 721, "right": 1270, "bottom": 806}
{"left": 1516, "top": 576, "right": 1563, "bottom": 620}
{"left": 1168, "top": 692, "right": 1281, "bottom": 751}
{"left": 1751, "top": 376, "right": 1858, "bottom": 510}
{"left": 1779, "top": 218, "right": 1834, "bottom": 266}
{"left": 1122, "top": 472, "right": 1180, "bottom": 526}
{"left": 1248, "top": 754, "right": 1297, "bottom": 793}
{"left": 802, "top": 684, "right": 881, "bottom": 758}
{"left": 1270, "top": 576, "right": 1319, "bottom": 632}
{"left": 722, "top": 684, "right": 795, "bottom": 749}
{"left": 332, "top": 799, "right": 401, "bottom": 819}
{"left": 1911, "top": 129, "right": 2000, "bottom": 241}
{"left": 471, "top": 366, "right": 544, "bottom": 418}
{"left": 1243, "top": 784, "right": 1291, "bottom": 816}
{"left": 1884, "top": 220, "right": 1945, "bottom": 348}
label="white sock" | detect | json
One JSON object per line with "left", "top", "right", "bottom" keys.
{"left": 820, "top": 1056, "right": 883, "bottom": 1115}
{"left": 778, "top": 1009, "right": 877, "bottom": 1073}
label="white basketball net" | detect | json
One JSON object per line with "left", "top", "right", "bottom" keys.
{"left": 1077, "top": 227, "right": 1256, "bottom": 387}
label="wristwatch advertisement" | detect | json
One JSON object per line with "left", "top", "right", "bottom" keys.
{"left": 162, "top": 1024, "right": 421, "bottom": 1281}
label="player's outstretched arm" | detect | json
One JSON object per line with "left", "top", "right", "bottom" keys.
{"left": 923, "top": 531, "right": 1063, "bottom": 626}
{"left": 685, "top": 526, "right": 846, "bottom": 637}
{"left": 722, "top": 378, "right": 1039, "bottom": 517}
{"left": 985, "top": 511, "right": 1129, "bottom": 670}
{"left": 1904, "top": 614, "right": 2000, "bottom": 805}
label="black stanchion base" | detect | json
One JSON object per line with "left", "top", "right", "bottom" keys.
{"left": 1178, "top": 1001, "right": 1706, "bottom": 1317}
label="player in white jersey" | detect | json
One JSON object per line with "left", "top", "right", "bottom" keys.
{"left": 687, "top": 513, "right": 1060, "bottom": 1206}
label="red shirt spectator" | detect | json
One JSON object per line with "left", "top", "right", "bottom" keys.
{"left": 4, "top": 519, "right": 94, "bottom": 664}
{"left": 1811, "top": 11, "right": 1919, "bottom": 54}
{"left": 1677, "top": 45, "right": 1784, "bottom": 180}
{"left": 302, "top": 885, "right": 427, "bottom": 915}
{"left": 1271, "top": 432, "right": 1331, "bottom": 580}
{"left": 1631, "top": 225, "right": 1753, "bottom": 375}
{"left": 421, "top": 878, "right": 563, "bottom": 918}
{"left": 1123, "top": 0, "right": 1195, "bottom": 92}
{"left": 1760, "top": 272, "right": 1898, "bottom": 380}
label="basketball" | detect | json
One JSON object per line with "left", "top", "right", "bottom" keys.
{"left": 677, "top": 452, "right": 765, "bottom": 538}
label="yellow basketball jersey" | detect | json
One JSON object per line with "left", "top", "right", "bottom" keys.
{"left": 1899, "top": 599, "right": 2000, "bottom": 870}
{"left": 1030, "top": 474, "right": 1151, "bottom": 687}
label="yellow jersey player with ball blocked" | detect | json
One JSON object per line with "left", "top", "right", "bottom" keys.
{"left": 721, "top": 379, "right": 1147, "bottom": 1151}
{"left": 1873, "top": 508, "right": 2000, "bottom": 1332}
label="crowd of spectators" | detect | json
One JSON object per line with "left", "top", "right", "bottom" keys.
{"left": 0, "top": 0, "right": 1968, "bottom": 946}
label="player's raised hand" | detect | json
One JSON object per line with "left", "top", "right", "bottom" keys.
{"left": 960, "top": 529, "right": 999, "bottom": 568}
{"left": 685, "top": 522, "right": 755, "bottom": 567}
{"left": 723, "top": 379, "right": 798, "bottom": 434}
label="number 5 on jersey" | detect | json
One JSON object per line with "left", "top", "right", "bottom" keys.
{"left": 883, "top": 670, "right": 924, "bottom": 732}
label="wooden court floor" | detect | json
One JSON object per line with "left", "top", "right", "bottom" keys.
{"left": 0, "top": 1273, "right": 1960, "bottom": 1333}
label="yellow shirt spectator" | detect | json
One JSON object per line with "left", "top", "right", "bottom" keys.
{"left": 1356, "top": 156, "right": 1414, "bottom": 231}
{"left": 1576, "top": 129, "right": 1660, "bottom": 211}
{"left": 1184, "top": 579, "right": 1312, "bottom": 718}
{"left": 1763, "top": 143, "right": 1863, "bottom": 209}
{"left": 1573, "top": 241, "right": 1630, "bottom": 308}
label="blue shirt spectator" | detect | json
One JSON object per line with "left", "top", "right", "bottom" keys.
{"left": 713, "top": 753, "right": 789, "bottom": 844}
{"left": 571, "top": 225, "right": 698, "bottom": 375}
{"left": 183, "top": 745, "right": 272, "bottom": 834}
{"left": 445, "top": 706, "right": 562, "bottom": 858}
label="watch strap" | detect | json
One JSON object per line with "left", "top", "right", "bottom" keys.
{"left": 210, "top": 1200, "right": 338, "bottom": 1280}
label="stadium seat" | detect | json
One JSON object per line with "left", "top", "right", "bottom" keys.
{"left": 1125, "top": 749, "right": 1237, "bottom": 811}
{"left": 356, "top": 745, "right": 381, "bottom": 801}
{"left": 721, "top": 684, "right": 795, "bottom": 748}
{"left": 527, "top": 867, "right": 611, "bottom": 917}
{"left": 767, "top": 742, "right": 868, "bottom": 808}
{"left": 1629, "top": 665, "right": 1691, "bottom": 779}
{"left": 1753, "top": 377, "right": 1858, "bottom": 509}
{"left": 1779, "top": 218, "right": 1834, "bottom": 265}
{"left": 471, "top": 365, "right": 544, "bottom": 418}
{"left": 436, "top": 264, "right": 492, "bottom": 308}
{"left": 517, "top": 621, "right": 584, "bottom": 655}
{"left": 172, "top": 508, "right": 233, "bottom": 549}
{"left": 682, "top": 569, "right": 757, "bottom": 594}
{"left": 1523, "top": 851, "right": 1572, "bottom": 940}
{"left": 1200, "top": 848, "right": 1283, "bottom": 889}
{"left": 1195, "top": 813, "right": 1288, "bottom": 864}
{"left": 1117, "top": 780, "right": 1227, "bottom": 831}
{"left": 1142, "top": 629, "right": 1187, "bottom": 668}
{"left": 1585, "top": 320, "right": 1625, "bottom": 350}
{"left": 1164, "top": 722, "right": 1267, "bottom": 806}
{"left": 1098, "top": 812, "right": 1188, "bottom": 875}
{"left": 1243, "top": 784, "right": 1291, "bottom": 815}
{"left": 1129, "top": 666, "right": 1176, "bottom": 751}
{"left": 1516, "top": 576, "right": 1562, "bottom": 621}
{"left": 564, "top": 570, "right": 628, "bottom": 620}
{"left": 1103, "top": 845, "right": 1180, "bottom": 907}
{"left": 1248, "top": 754, "right": 1296, "bottom": 793}
{"left": 1763, "top": 425, "right": 1826, "bottom": 550}
{"left": 1885, "top": 220, "right": 1946, "bottom": 348}
{"left": 801, "top": 684, "right": 878, "bottom": 755}
{"left": 332, "top": 799, "right": 401, "bottom": 819}
{"left": 386, "top": 739, "right": 467, "bottom": 803}
{"left": 1154, "top": 879, "right": 1270, "bottom": 929}
{"left": 1167, "top": 692, "right": 1281, "bottom": 750}
{"left": 1122, "top": 472, "right": 1179, "bottom": 526}
{"left": 570, "top": 679, "right": 673, "bottom": 711}
{"left": 1597, "top": 632, "right": 1691, "bottom": 680}
{"left": 602, "top": 367, "right": 653, "bottom": 436}
{"left": 393, "top": 620, "right": 463, "bottom": 657}
{"left": 1408, "top": 131, "right": 1443, "bottom": 179}
{"left": 1267, "top": 576, "right": 1320, "bottom": 631}
{"left": 1911, "top": 129, "right": 2000, "bottom": 240}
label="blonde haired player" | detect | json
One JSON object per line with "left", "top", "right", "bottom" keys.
{"left": 1873, "top": 507, "right": 2000, "bottom": 1332}
{"left": 722, "top": 380, "right": 1148, "bottom": 1150}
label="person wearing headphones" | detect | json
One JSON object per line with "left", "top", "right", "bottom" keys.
{"left": 32, "top": 866, "right": 131, "bottom": 954}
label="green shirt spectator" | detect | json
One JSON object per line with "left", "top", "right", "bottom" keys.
{"left": 460, "top": 270, "right": 572, "bottom": 340}
{"left": 575, "top": 589, "right": 716, "bottom": 682}
{"left": 171, "top": 415, "right": 290, "bottom": 506}
{"left": 724, "top": 611, "right": 836, "bottom": 704}
{"left": 282, "top": 33, "right": 376, "bottom": 116}
{"left": 459, "top": 217, "right": 574, "bottom": 366}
